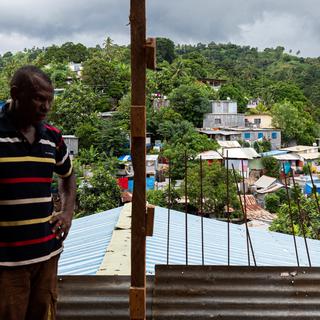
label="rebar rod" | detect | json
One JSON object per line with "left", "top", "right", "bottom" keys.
{"left": 232, "top": 164, "right": 257, "bottom": 266}
{"left": 307, "top": 165, "right": 320, "bottom": 228}
{"left": 240, "top": 160, "right": 251, "bottom": 266}
{"left": 282, "top": 163, "right": 300, "bottom": 266}
{"left": 200, "top": 156, "right": 204, "bottom": 265}
{"left": 226, "top": 151, "right": 230, "bottom": 266}
{"left": 166, "top": 159, "right": 171, "bottom": 265}
{"left": 184, "top": 150, "right": 188, "bottom": 265}
{"left": 291, "top": 170, "right": 312, "bottom": 266}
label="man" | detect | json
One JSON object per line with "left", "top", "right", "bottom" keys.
{"left": 0, "top": 65, "right": 76, "bottom": 320}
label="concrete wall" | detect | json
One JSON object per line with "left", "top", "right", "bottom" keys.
{"left": 203, "top": 113, "right": 245, "bottom": 128}
{"left": 245, "top": 115, "right": 273, "bottom": 128}
{"left": 211, "top": 100, "right": 238, "bottom": 113}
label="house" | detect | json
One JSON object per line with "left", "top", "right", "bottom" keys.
{"left": 196, "top": 150, "right": 223, "bottom": 164}
{"left": 198, "top": 78, "right": 227, "bottom": 91}
{"left": 245, "top": 114, "right": 273, "bottom": 129}
{"left": 231, "top": 127, "right": 281, "bottom": 150}
{"left": 221, "top": 147, "right": 260, "bottom": 178}
{"left": 201, "top": 100, "right": 281, "bottom": 149}
{"left": 270, "top": 145, "right": 320, "bottom": 173}
{"left": 62, "top": 135, "right": 78, "bottom": 156}
{"left": 198, "top": 128, "right": 242, "bottom": 141}
{"left": 203, "top": 100, "right": 245, "bottom": 128}
{"left": 252, "top": 175, "right": 284, "bottom": 207}
{"left": 118, "top": 154, "right": 159, "bottom": 191}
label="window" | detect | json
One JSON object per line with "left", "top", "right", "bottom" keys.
{"left": 214, "top": 118, "right": 221, "bottom": 124}
{"left": 258, "top": 132, "right": 263, "bottom": 139}
{"left": 244, "top": 132, "right": 251, "bottom": 139}
{"left": 272, "top": 132, "right": 277, "bottom": 139}
{"left": 254, "top": 118, "right": 261, "bottom": 125}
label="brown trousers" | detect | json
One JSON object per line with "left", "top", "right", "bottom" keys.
{"left": 0, "top": 255, "right": 59, "bottom": 320}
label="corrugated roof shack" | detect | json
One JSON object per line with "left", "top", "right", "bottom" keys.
{"left": 56, "top": 205, "right": 320, "bottom": 319}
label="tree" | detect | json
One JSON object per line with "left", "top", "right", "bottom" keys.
{"left": 182, "top": 161, "right": 240, "bottom": 218}
{"left": 270, "top": 195, "right": 320, "bottom": 240}
{"left": 159, "top": 120, "right": 218, "bottom": 179}
{"left": 76, "top": 162, "right": 121, "bottom": 218}
{"left": 218, "top": 84, "right": 247, "bottom": 113}
{"left": 169, "top": 82, "right": 210, "bottom": 127}
{"left": 156, "top": 37, "right": 175, "bottom": 64}
{"left": 261, "top": 157, "right": 280, "bottom": 178}
{"left": 271, "top": 100, "right": 320, "bottom": 145}
{"left": 49, "top": 82, "right": 101, "bottom": 134}
{"left": 82, "top": 53, "right": 130, "bottom": 104}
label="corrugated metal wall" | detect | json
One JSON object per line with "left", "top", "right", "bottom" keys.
{"left": 152, "top": 265, "right": 320, "bottom": 319}
{"left": 57, "top": 266, "right": 320, "bottom": 319}
{"left": 57, "top": 276, "right": 154, "bottom": 320}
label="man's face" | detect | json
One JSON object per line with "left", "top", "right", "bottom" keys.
{"left": 14, "top": 75, "right": 54, "bottom": 126}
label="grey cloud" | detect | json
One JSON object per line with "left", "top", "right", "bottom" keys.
{"left": 0, "top": 0, "right": 320, "bottom": 56}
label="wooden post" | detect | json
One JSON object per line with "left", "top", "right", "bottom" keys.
{"left": 130, "top": 1, "right": 147, "bottom": 319}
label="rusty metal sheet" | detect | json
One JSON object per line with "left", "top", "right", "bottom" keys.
{"left": 153, "top": 265, "right": 320, "bottom": 319}
{"left": 57, "top": 276, "right": 154, "bottom": 320}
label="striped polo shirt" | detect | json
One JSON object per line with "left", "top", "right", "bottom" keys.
{"left": 0, "top": 104, "right": 72, "bottom": 266}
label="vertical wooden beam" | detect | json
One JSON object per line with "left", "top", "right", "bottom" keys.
{"left": 130, "top": 1, "right": 146, "bottom": 319}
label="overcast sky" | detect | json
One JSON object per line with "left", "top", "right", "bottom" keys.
{"left": 0, "top": 0, "right": 319, "bottom": 57}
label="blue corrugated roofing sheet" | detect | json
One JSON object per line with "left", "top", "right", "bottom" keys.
{"left": 58, "top": 207, "right": 121, "bottom": 275}
{"left": 146, "top": 207, "right": 320, "bottom": 274}
{"left": 260, "top": 150, "right": 288, "bottom": 157}
{"left": 58, "top": 206, "right": 320, "bottom": 276}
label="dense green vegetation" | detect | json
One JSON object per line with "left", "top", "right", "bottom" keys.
{"left": 1, "top": 38, "right": 320, "bottom": 217}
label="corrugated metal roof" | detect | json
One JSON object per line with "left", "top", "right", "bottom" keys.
{"left": 58, "top": 207, "right": 122, "bottom": 275}
{"left": 260, "top": 150, "right": 288, "bottom": 157}
{"left": 282, "top": 145, "right": 317, "bottom": 152}
{"left": 196, "top": 150, "right": 223, "bottom": 160}
{"left": 146, "top": 207, "right": 320, "bottom": 274}
{"left": 254, "top": 175, "right": 277, "bottom": 189}
{"left": 241, "top": 147, "right": 261, "bottom": 158}
{"left": 59, "top": 205, "right": 320, "bottom": 276}
{"left": 152, "top": 265, "right": 320, "bottom": 320}
{"left": 217, "top": 140, "right": 241, "bottom": 148}
{"left": 220, "top": 148, "right": 252, "bottom": 159}
{"left": 273, "top": 153, "right": 301, "bottom": 161}
{"left": 299, "top": 152, "right": 320, "bottom": 160}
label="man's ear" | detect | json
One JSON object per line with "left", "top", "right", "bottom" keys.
{"left": 10, "top": 86, "right": 19, "bottom": 100}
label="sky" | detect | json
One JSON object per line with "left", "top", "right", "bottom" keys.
{"left": 0, "top": 0, "right": 320, "bottom": 57}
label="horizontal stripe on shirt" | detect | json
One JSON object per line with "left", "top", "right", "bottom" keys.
{"left": 0, "top": 137, "right": 21, "bottom": 143}
{"left": 0, "top": 233, "right": 56, "bottom": 247}
{"left": 57, "top": 165, "right": 73, "bottom": 178}
{"left": 39, "top": 139, "right": 56, "bottom": 147}
{"left": 0, "top": 156, "right": 55, "bottom": 164}
{"left": 0, "top": 196, "right": 52, "bottom": 206}
{"left": 0, "top": 247, "right": 63, "bottom": 267}
{"left": 0, "top": 215, "right": 52, "bottom": 227}
{"left": 0, "top": 177, "right": 52, "bottom": 184}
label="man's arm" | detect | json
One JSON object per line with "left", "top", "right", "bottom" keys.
{"left": 50, "top": 172, "right": 76, "bottom": 240}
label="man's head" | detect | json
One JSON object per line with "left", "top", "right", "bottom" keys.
{"left": 10, "top": 65, "right": 54, "bottom": 127}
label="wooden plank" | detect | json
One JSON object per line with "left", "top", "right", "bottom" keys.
{"left": 130, "top": 1, "right": 147, "bottom": 319}
{"left": 130, "top": 287, "right": 146, "bottom": 320}
{"left": 146, "top": 204, "right": 155, "bottom": 236}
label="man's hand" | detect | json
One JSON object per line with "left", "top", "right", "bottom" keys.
{"left": 50, "top": 212, "right": 72, "bottom": 241}
{"left": 51, "top": 172, "right": 76, "bottom": 241}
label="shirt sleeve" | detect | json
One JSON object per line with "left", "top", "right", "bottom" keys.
{"left": 54, "top": 135, "right": 73, "bottom": 178}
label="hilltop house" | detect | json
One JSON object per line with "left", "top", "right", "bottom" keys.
{"left": 201, "top": 100, "right": 281, "bottom": 149}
